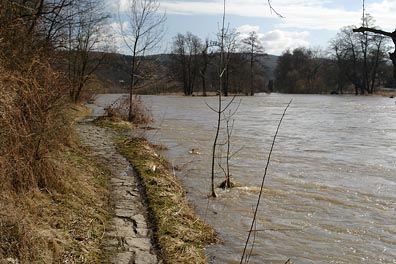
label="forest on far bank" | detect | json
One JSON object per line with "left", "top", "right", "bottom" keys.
{"left": 92, "top": 13, "right": 395, "bottom": 97}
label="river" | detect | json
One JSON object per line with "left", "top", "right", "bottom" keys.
{"left": 109, "top": 93, "right": 396, "bottom": 263}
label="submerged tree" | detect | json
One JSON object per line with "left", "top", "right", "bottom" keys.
{"left": 199, "top": 39, "right": 212, "bottom": 96}
{"left": 241, "top": 31, "right": 264, "bottom": 96}
{"left": 275, "top": 47, "right": 324, "bottom": 93}
{"left": 171, "top": 32, "right": 202, "bottom": 95}
{"left": 217, "top": 103, "right": 241, "bottom": 189}
{"left": 353, "top": 27, "right": 396, "bottom": 81}
{"left": 329, "top": 27, "right": 358, "bottom": 94}
{"left": 329, "top": 15, "right": 390, "bottom": 95}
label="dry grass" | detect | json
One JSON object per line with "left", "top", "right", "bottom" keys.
{"left": 374, "top": 89, "right": 396, "bottom": 98}
{"left": 0, "top": 103, "right": 111, "bottom": 263}
{"left": 94, "top": 117, "right": 135, "bottom": 132}
{"left": 0, "top": 58, "right": 68, "bottom": 192}
{"left": 118, "top": 137, "right": 219, "bottom": 264}
{"left": 0, "top": 137, "right": 111, "bottom": 264}
{"left": 0, "top": 5, "right": 111, "bottom": 263}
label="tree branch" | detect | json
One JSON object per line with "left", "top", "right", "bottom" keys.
{"left": 353, "top": 27, "right": 394, "bottom": 40}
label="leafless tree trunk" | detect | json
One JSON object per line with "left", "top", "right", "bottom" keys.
{"left": 67, "top": 0, "right": 110, "bottom": 102}
{"left": 119, "top": 0, "right": 166, "bottom": 122}
{"left": 242, "top": 31, "right": 264, "bottom": 96}
{"left": 218, "top": 0, "right": 227, "bottom": 96}
{"left": 207, "top": 94, "right": 237, "bottom": 197}
{"left": 208, "top": 0, "right": 228, "bottom": 198}
{"left": 199, "top": 39, "right": 211, "bottom": 96}
{"left": 218, "top": 103, "right": 241, "bottom": 189}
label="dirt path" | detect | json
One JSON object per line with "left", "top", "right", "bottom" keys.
{"left": 75, "top": 102, "right": 159, "bottom": 264}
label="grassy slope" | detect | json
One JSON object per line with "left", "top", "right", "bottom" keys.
{"left": 0, "top": 105, "right": 111, "bottom": 264}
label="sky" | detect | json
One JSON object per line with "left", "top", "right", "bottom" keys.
{"left": 108, "top": 0, "right": 396, "bottom": 55}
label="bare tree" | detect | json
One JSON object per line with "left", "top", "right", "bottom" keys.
{"left": 213, "top": 26, "right": 239, "bottom": 96}
{"left": 242, "top": 31, "right": 264, "bottom": 96}
{"left": 171, "top": 32, "right": 202, "bottom": 95}
{"left": 171, "top": 33, "right": 188, "bottom": 93}
{"left": 217, "top": 102, "right": 242, "bottom": 189}
{"left": 353, "top": 27, "right": 396, "bottom": 81}
{"left": 329, "top": 33, "right": 351, "bottom": 94}
{"left": 199, "top": 39, "right": 212, "bottom": 96}
{"left": 218, "top": 0, "right": 227, "bottom": 97}
{"left": 41, "top": 0, "right": 76, "bottom": 46}
{"left": 206, "top": 94, "right": 237, "bottom": 197}
{"left": 119, "top": 0, "right": 166, "bottom": 122}
{"left": 67, "top": 0, "right": 110, "bottom": 102}
{"left": 330, "top": 26, "right": 362, "bottom": 94}
{"left": 208, "top": 0, "right": 229, "bottom": 198}
{"left": 355, "top": 14, "right": 389, "bottom": 94}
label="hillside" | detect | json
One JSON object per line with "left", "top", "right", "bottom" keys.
{"left": 94, "top": 52, "right": 279, "bottom": 94}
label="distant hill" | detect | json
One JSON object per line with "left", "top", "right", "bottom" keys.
{"left": 94, "top": 52, "right": 279, "bottom": 94}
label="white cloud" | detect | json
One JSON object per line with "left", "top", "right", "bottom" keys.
{"left": 158, "top": 0, "right": 396, "bottom": 31}
{"left": 105, "top": 0, "right": 396, "bottom": 55}
{"left": 160, "top": 0, "right": 267, "bottom": 16}
{"left": 107, "top": 0, "right": 129, "bottom": 13}
{"left": 261, "top": 30, "right": 310, "bottom": 55}
{"left": 366, "top": 0, "right": 396, "bottom": 31}
{"left": 236, "top": 24, "right": 260, "bottom": 34}
{"left": 273, "top": 6, "right": 358, "bottom": 30}
{"left": 109, "top": 0, "right": 396, "bottom": 32}
{"left": 102, "top": 21, "right": 130, "bottom": 54}
{"left": 236, "top": 24, "right": 310, "bottom": 55}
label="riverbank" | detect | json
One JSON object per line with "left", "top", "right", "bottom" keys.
{"left": 76, "top": 92, "right": 219, "bottom": 263}
{"left": 92, "top": 101, "right": 219, "bottom": 263}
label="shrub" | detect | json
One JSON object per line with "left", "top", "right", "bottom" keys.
{"left": 104, "top": 95, "right": 152, "bottom": 125}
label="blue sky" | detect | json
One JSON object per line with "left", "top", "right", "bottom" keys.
{"left": 110, "top": 0, "right": 396, "bottom": 55}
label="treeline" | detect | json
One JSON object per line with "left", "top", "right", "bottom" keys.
{"left": 96, "top": 30, "right": 276, "bottom": 96}
{"left": 161, "top": 14, "right": 394, "bottom": 96}
{"left": 275, "top": 14, "right": 394, "bottom": 94}
{"left": 167, "top": 31, "right": 272, "bottom": 96}
{"left": 138, "top": 15, "right": 394, "bottom": 96}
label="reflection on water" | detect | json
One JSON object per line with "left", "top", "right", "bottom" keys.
{"left": 139, "top": 93, "right": 396, "bottom": 263}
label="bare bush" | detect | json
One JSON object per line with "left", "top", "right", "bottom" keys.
{"left": 103, "top": 95, "right": 152, "bottom": 125}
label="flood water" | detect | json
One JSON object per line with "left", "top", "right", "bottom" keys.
{"left": 121, "top": 93, "right": 396, "bottom": 263}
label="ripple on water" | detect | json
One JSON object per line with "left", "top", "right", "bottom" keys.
{"left": 135, "top": 94, "right": 396, "bottom": 263}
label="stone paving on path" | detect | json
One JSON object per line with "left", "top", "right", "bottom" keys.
{"left": 75, "top": 103, "right": 159, "bottom": 264}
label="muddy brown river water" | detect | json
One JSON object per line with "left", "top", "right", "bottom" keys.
{"left": 98, "top": 93, "right": 396, "bottom": 263}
